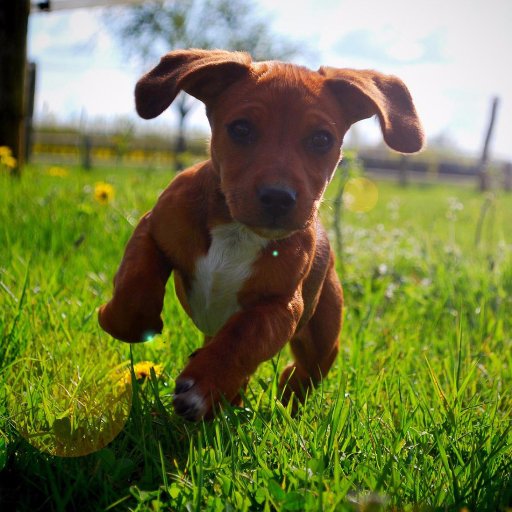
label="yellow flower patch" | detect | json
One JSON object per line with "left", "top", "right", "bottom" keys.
{"left": 0, "top": 146, "right": 17, "bottom": 171}
{"left": 0, "top": 146, "right": 12, "bottom": 158}
{"left": 47, "top": 166, "right": 69, "bottom": 178}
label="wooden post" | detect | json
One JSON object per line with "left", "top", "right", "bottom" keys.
{"left": 82, "top": 135, "right": 92, "bottom": 170}
{"left": 333, "top": 167, "right": 344, "bottom": 258}
{"left": 0, "top": 0, "right": 31, "bottom": 176}
{"left": 478, "top": 97, "right": 500, "bottom": 192}
{"left": 504, "top": 162, "right": 512, "bottom": 192}
{"left": 24, "top": 62, "right": 37, "bottom": 163}
{"left": 398, "top": 154, "right": 409, "bottom": 187}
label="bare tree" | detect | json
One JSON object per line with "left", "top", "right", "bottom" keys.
{"left": 478, "top": 96, "right": 500, "bottom": 192}
{"left": 106, "top": 0, "right": 302, "bottom": 168}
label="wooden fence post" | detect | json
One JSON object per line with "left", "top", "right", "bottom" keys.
{"left": 24, "top": 62, "right": 37, "bottom": 163}
{"left": 398, "top": 155, "right": 409, "bottom": 187}
{"left": 0, "top": 0, "right": 31, "bottom": 176}
{"left": 478, "top": 97, "right": 500, "bottom": 192}
{"left": 81, "top": 135, "right": 92, "bottom": 170}
{"left": 504, "top": 162, "right": 512, "bottom": 192}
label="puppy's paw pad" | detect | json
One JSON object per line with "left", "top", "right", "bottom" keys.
{"left": 173, "top": 381, "right": 207, "bottom": 421}
{"left": 174, "top": 378, "right": 194, "bottom": 395}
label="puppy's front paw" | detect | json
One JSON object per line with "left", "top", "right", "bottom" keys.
{"left": 173, "top": 345, "right": 249, "bottom": 420}
{"left": 173, "top": 378, "right": 209, "bottom": 421}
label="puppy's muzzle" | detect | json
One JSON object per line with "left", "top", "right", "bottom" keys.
{"left": 258, "top": 186, "right": 297, "bottom": 219}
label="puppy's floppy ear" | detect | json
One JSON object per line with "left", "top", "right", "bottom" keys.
{"left": 319, "top": 67, "right": 425, "bottom": 153}
{"left": 135, "top": 49, "right": 252, "bottom": 119}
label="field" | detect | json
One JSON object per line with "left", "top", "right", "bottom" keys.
{"left": 0, "top": 161, "right": 511, "bottom": 511}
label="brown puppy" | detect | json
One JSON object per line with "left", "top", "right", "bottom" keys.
{"left": 98, "top": 49, "right": 424, "bottom": 421}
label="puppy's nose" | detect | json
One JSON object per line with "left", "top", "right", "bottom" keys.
{"left": 258, "top": 186, "right": 297, "bottom": 218}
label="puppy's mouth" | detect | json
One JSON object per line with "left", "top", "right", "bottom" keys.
{"left": 224, "top": 187, "right": 315, "bottom": 240}
{"left": 239, "top": 214, "right": 312, "bottom": 240}
{"left": 247, "top": 225, "right": 298, "bottom": 240}
{"left": 231, "top": 207, "right": 315, "bottom": 240}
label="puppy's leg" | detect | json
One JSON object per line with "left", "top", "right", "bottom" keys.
{"left": 279, "top": 264, "right": 343, "bottom": 404}
{"left": 98, "top": 213, "right": 172, "bottom": 343}
{"left": 173, "top": 296, "right": 303, "bottom": 421}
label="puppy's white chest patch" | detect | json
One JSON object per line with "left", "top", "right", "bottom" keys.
{"left": 188, "top": 223, "right": 268, "bottom": 336}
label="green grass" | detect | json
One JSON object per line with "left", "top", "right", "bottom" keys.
{"left": 1, "top": 163, "right": 511, "bottom": 511}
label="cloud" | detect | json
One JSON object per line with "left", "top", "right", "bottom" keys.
{"left": 335, "top": 29, "right": 444, "bottom": 66}
{"left": 29, "top": 10, "right": 99, "bottom": 57}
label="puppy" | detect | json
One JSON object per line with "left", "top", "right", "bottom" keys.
{"left": 99, "top": 49, "right": 424, "bottom": 421}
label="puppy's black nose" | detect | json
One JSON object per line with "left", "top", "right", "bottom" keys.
{"left": 258, "top": 186, "right": 297, "bottom": 218}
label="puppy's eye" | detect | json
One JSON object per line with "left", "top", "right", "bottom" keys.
{"left": 307, "top": 130, "right": 334, "bottom": 154}
{"left": 227, "top": 119, "right": 255, "bottom": 144}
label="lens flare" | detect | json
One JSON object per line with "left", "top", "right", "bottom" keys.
{"left": 5, "top": 338, "right": 132, "bottom": 457}
{"left": 143, "top": 330, "right": 157, "bottom": 342}
{"left": 343, "top": 177, "right": 379, "bottom": 213}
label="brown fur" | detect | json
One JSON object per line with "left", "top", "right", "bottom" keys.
{"left": 98, "top": 49, "right": 424, "bottom": 420}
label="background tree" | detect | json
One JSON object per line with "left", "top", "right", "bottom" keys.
{"left": 106, "top": 0, "right": 303, "bottom": 168}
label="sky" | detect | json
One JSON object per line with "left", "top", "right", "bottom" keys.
{"left": 28, "top": 0, "right": 512, "bottom": 160}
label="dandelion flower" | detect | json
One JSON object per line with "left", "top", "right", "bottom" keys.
{"left": 94, "top": 182, "right": 115, "bottom": 204}
{"left": 0, "top": 146, "right": 12, "bottom": 158}
{"left": 132, "top": 361, "right": 164, "bottom": 380}
{"left": 0, "top": 147, "right": 17, "bottom": 171}
{"left": 115, "top": 361, "right": 164, "bottom": 390}
{"left": 3, "top": 156, "right": 17, "bottom": 169}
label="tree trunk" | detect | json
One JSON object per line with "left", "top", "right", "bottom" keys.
{"left": 0, "top": 0, "right": 30, "bottom": 176}
{"left": 24, "top": 62, "right": 37, "bottom": 163}
{"left": 478, "top": 97, "right": 500, "bottom": 192}
{"left": 174, "top": 93, "right": 193, "bottom": 171}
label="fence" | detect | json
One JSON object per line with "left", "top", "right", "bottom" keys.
{"left": 29, "top": 128, "right": 512, "bottom": 190}
{"left": 30, "top": 128, "right": 208, "bottom": 169}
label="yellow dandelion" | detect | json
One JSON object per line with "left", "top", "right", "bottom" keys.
{"left": 0, "top": 146, "right": 12, "bottom": 158}
{"left": 115, "top": 361, "right": 164, "bottom": 390}
{"left": 94, "top": 182, "right": 115, "bottom": 204}
{"left": 2, "top": 156, "right": 18, "bottom": 169}
{"left": 0, "top": 146, "right": 16, "bottom": 170}
{"left": 133, "top": 361, "right": 164, "bottom": 380}
{"left": 3, "top": 156, "right": 17, "bottom": 169}
{"left": 47, "top": 166, "right": 69, "bottom": 178}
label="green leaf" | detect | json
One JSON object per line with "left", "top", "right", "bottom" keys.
{"left": 255, "top": 487, "right": 267, "bottom": 505}
{"left": 169, "top": 484, "right": 180, "bottom": 500}
{"left": 307, "top": 457, "right": 325, "bottom": 475}
{"left": 268, "top": 479, "right": 286, "bottom": 501}
{"left": 283, "top": 491, "right": 305, "bottom": 511}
